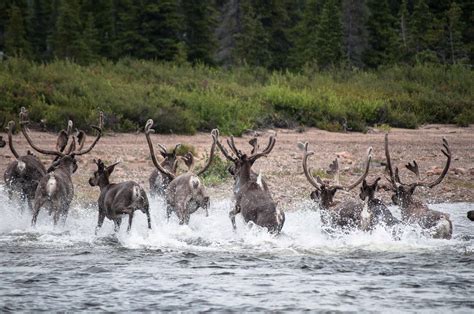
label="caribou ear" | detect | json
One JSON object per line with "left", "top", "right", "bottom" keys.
{"left": 106, "top": 162, "right": 120, "bottom": 176}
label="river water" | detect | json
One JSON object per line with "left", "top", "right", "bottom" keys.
{"left": 0, "top": 188, "right": 472, "bottom": 312}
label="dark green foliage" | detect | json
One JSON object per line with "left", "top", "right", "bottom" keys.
{"left": 182, "top": 0, "right": 216, "bottom": 64}
{"left": 200, "top": 155, "right": 232, "bottom": 186}
{"left": 364, "top": 0, "right": 397, "bottom": 67}
{"left": 141, "top": 0, "right": 184, "bottom": 61}
{"left": 315, "top": 0, "right": 343, "bottom": 68}
{"left": 50, "top": 1, "right": 88, "bottom": 63}
{"left": 0, "top": 0, "right": 471, "bottom": 67}
{"left": 5, "top": 4, "right": 31, "bottom": 58}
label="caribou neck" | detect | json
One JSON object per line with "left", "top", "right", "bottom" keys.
{"left": 237, "top": 163, "right": 253, "bottom": 186}
{"left": 97, "top": 175, "right": 110, "bottom": 190}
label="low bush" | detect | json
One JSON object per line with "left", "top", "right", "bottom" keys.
{"left": 0, "top": 58, "right": 472, "bottom": 134}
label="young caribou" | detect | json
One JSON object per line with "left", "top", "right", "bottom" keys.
{"left": 20, "top": 109, "right": 103, "bottom": 225}
{"left": 214, "top": 130, "right": 285, "bottom": 234}
{"left": 89, "top": 159, "right": 151, "bottom": 233}
{"left": 145, "top": 119, "right": 215, "bottom": 224}
{"left": 384, "top": 134, "right": 452, "bottom": 239}
{"left": 301, "top": 142, "right": 372, "bottom": 230}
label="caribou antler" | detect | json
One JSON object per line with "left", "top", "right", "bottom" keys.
{"left": 334, "top": 147, "right": 372, "bottom": 191}
{"left": 384, "top": 133, "right": 399, "bottom": 190}
{"left": 248, "top": 135, "right": 276, "bottom": 162}
{"left": 405, "top": 160, "right": 420, "bottom": 177}
{"left": 144, "top": 119, "right": 175, "bottom": 180}
{"left": 56, "top": 120, "right": 73, "bottom": 153}
{"left": 6, "top": 121, "right": 20, "bottom": 158}
{"left": 20, "top": 108, "right": 64, "bottom": 157}
{"left": 301, "top": 142, "right": 322, "bottom": 190}
{"left": 196, "top": 129, "right": 217, "bottom": 176}
{"left": 213, "top": 129, "right": 237, "bottom": 162}
{"left": 72, "top": 111, "right": 103, "bottom": 156}
{"left": 412, "top": 138, "right": 451, "bottom": 189}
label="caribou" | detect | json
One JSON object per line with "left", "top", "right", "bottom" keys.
{"left": 3, "top": 121, "right": 47, "bottom": 209}
{"left": 214, "top": 130, "right": 284, "bottom": 233}
{"left": 384, "top": 134, "right": 452, "bottom": 239}
{"left": 148, "top": 143, "right": 181, "bottom": 197}
{"left": 145, "top": 119, "right": 215, "bottom": 224}
{"left": 301, "top": 142, "right": 372, "bottom": 230}
{"left": 20, "top": 109, "right": 103, "bottom": 225}
{"left": 89, "top": 159, "right": 151, "bottom": 233}
{"left": 359, "top": 177, "right": 401, "bottom": 231}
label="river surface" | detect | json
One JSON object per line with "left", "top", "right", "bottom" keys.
{"left": 0, "top": 188, "right": 473, "bottom": 312}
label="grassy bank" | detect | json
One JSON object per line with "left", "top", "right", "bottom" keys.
{"left": 0, "top": 58, "right": 472, "bottom": 134}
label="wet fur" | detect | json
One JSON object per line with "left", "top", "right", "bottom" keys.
{"left": 32, "top": 156, "right": 77, "bottom": 225}
{"left": 90, "top": 161, "right": 151, "bottom": 232}
{"left": 4, "top": 154, "right": 46, "bottom": 210}
{"left": 165, "top": 173, "right": 209, "bottom": 225}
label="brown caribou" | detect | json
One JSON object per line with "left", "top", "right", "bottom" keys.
{"left": 359, "top": 177, "right": 401, "bottom": 231}
{"left": 214, "top": 130, "right": 284, "bottom": 234}
{"left": 20, "top": 109, "right": 103, "bottom": 225}
{"left": 89, "top": 159, "right": 151, "bottom": 233}
{"left": 145, "top": 119, "right": 215, "bottom": 224}
{"left": 148, "top": 143, "right": 181, "bottom": 197}
{"left": 384, "top": 134, "right": 452, "bottom": 239}
{"left": 301, "top": 142, "right": 372, "bottom": 230}
{"left": 3, "top": 121, "right": 47, "bottom": 209}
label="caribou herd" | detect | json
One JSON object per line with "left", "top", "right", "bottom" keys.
{"left": 1, "top": 108, "right": 468, "bottom": 239}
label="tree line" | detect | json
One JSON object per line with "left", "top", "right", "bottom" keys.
{"left": 0, "top": 0, "right": 472, "bottom": 69}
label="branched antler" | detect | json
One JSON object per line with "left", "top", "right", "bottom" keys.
{"left": 144, "top": 119, "right": 175, "bottom": 180}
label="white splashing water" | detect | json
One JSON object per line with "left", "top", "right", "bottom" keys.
{"left": 1, "top": 185, "right": 472, "bottom": 255}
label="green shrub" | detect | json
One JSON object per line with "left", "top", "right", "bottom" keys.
{"left": 0, "top": 58, "right": 472, "bottom": 135}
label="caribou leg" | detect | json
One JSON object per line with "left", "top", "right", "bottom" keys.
{"left": 114, "top": 218, "right": 122, "bottom": 232}
{"left": 95, "top": 210, "right": 106, "bottom": 234}
{"left": 127, "top": 212, "right": 134, "bottom": 232}
{"left": 229, "top": 205, "right": 241, "bottom": 230}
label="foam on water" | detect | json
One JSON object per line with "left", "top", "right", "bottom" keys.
{"left": 0, "top": 185, "right": 471, "bottom": 255}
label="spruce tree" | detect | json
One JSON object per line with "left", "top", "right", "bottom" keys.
{"left": 182, "top": 0, "right": 216, "bottom": 64}
{"left": 342, "top": 0, "right": 369, "bottom": 68}
{"left": 290, "top": 0, "right": 322, "bottom": 68}
{"left": 82, "top": 12, "right": 100, "bottom": 63}
{"left": 364, "top": 0, "right": 397, "bottom": 67}
{"left": 27, "top": 0, "right": 51, "bottom": 60}
{"left": 5, "top": 4, "right": 31, "bottom": 58}
{"left": 234, "top": 0, "right": 271, "bottom": 67}
{"left": 114, "top": 0, "right": 146, "bottom": 58}
{"left": 446, "top": 1, "right": 465, "bottom": 64}
{"left": 410, "top": 0, "right": 432, "bottom": 54}
{"left": 316, "top": 0, "right": 343, "bottom": 68}
{"left": 141, "top": 0, "right": 183, "bottom": 61}
{"left": 397, "top": 0, "right": 410, "bottom": 60}
{"left": 51, "top": 1, "right": 88, "bottom": 63}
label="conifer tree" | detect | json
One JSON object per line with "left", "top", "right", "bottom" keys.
{"left": 342, "top": 0, "right": 368, "bottom": 68}
{"left": 141, "top": 0, "right": 183, "bottom": 61}
{"left": 397, "top": 0, "right": 410, "bottom": 60}
{"left": 234, "top": 0, "right": 271, "bottom": 67}
{"left": 82, "top": 12, "right": 100, "bottom": 63}
{"left": 410, "top": 0, "right": 432, "bottom": 54}
{"left": 114, "top": 0, "right": 146, "bottom": 58}
{"left": 51, "top": 1, "right": 88, "bottom": 63}
{"left": 316, "top": 0, "right": 343, "bottom": 68}
{"left": 446, "top": 1, "right": 465, "bottom": 64}
{"left": 291, "top": 0, "right": 323, "bottom": 68}
{"left": 27, "top": 0, "right": 51, "bottom": 60}
{"left": 182, "top": 0, "right": 216, "bottom": 64}
{"left": 364, "top": 0, "right": 397, "bottom": 67}
{"left": 5, "top": 4, "right": 31, "bottom": 58}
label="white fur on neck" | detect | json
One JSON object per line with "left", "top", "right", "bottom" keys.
{"left": 16, "top": 160, "right": 26, "bottom": 173}
{"left": 256, "top": 171, "right": 263, "bottom": 189}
